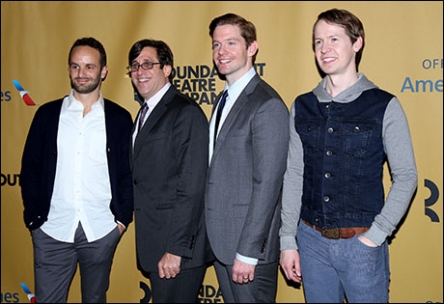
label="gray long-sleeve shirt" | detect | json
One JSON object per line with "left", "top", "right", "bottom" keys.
{"left": 280, "top": 73, "right": 418, "bottom": 249}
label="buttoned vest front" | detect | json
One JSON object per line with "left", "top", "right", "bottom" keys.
{"left": 294, "top": 88, "right": 393, "bottom": 228}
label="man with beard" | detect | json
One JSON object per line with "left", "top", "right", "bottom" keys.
{"left": 20, "top": 37, "right": 134, "bottom": 303}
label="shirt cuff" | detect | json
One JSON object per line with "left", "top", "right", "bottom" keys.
{"left": 236, "top": 253, "right": 258, "bottom": 265}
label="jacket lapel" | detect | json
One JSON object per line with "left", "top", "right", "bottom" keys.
{"left": 133, "top": 86, "right": 176, "bottom": 155}
{"left": 213, "top": 75, "right": 260, "bottom": 152}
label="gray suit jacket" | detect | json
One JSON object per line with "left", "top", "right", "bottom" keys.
{"left": 205, "top": 75, "right": 289, "bottom": 265}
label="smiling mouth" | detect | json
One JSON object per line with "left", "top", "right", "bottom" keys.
{"left": 322, "top": 57, "right": 335, "bottom": 63}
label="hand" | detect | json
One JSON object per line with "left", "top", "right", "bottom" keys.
{"left": 158, "top": 252, "right": 181, "bottom": 279}
{"left": 117, "top": 223, "right": 126, "bottom": 235}
{"left": 232, "top": 258, "right": 255, "bottom": 284}
{"left": 280, "top": 250, "right": 302, "bottom": 283}
{"left": 358, "top": 235, "right": 377, "bottom": 247}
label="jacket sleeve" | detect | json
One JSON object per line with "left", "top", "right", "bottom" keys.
{"left": 106, "top": 101, "right": 135, "bottom": 228}
{"left": 20, "top": 102, "right": 60, "bottom": 230}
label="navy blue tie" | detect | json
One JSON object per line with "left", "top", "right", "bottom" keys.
{"left": 214, "top": 90, "right": 228, "bottom": 145}
{"left": 138, "top": 102, "right": 149, "bottom": 133}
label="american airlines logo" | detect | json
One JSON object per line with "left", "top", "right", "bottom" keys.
{"left": 12, "top": 80, "right": 36, "bottom": 106}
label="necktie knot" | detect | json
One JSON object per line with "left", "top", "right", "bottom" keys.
{"left": 138, "top": 102, "right": 149, "bottom": 132}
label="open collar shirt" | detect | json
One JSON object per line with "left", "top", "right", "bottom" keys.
{"left": 41, "top": 90, "right": 115, "bottom": 242}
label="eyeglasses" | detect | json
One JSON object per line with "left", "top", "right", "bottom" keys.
{"left": 127, "top": 61, "right": 161, "bottom": 72}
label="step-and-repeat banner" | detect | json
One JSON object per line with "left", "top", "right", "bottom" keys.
{"left": 1, "top": 1, "right": 442, "bottom": 303}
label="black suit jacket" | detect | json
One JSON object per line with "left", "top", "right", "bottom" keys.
{"left": 131, "top": 85, "right": 213, "bottom": 272}
{"left": 20, "top": 97, "right": 134, "bottom": 230}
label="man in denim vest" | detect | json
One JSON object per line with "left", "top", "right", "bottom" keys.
{"left": 279, "top": 8, "right": 417, "bottom": 303}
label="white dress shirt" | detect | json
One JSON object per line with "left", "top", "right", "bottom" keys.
{"left": 132, "top": 82, "right": 171, "bottom": 146}
{"left": 209, "top": 67, "right": 256, "bottom": 163}
{"left": 41, "top": 90, "right": 115, "bottom": 242}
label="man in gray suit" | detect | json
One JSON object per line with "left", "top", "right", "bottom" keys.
{"left": 128, "top": 39, "right": 213, "bottom": 303}
{"left": 205, "top": 13, "right": 290, "bottom": 303}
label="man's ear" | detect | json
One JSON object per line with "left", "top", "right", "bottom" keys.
{"left": 353, "top": 36, "right": 363, "bottom": 52}
{"left": 163, "top": 65, "right": 172, "bottom": 79}
{"left": 248, "top": 40, "right": 259, "bottom": 57}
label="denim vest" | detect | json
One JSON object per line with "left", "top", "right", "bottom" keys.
{"left": 295, "top": 88, "right": 394, "bottom": 228}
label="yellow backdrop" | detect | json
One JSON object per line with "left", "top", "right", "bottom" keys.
{"left": 1, "top": 1, "right": 442, "bottom": 303}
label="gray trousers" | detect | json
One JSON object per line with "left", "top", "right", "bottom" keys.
{"left": 31, "top": 222, "right": 121, "bottom": 303}
{"left": 214, "top": 260, "right": 278, "bottom": 303}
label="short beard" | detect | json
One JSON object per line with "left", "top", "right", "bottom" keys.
{"left": 70, "top": 76, "right": 101, "bottom": 94}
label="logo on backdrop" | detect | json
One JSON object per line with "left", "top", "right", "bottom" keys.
{"left": 1, "top": 174, "right": 20, "bottom": 187}
{"left": 1, "top": 89, "right": 12, "bottom": 103}
{"left": 400, "top": 58, "right": 443, "bottom": 93}
{"left": 12, "top": 80, "right": 36, "bottom": 106}
{"left": 19, "top": 283, "right": 35, "bottom": 303}
{"left": 0, "top": 290, "right": 19, "bottom": 303}
{"left": 170, "top": 63, "right": 266, "bottom": 106}
{"left": 424, "top": 179, "right": 440, "bottom": 223}
{"left": 139, "top": 281, "right": 152, "bottom": 303}
{"left": 198, "top": 284, "right": 223, "bottom": 303}
{"left": 139, "top": 281, "right": 222, "bottom": 303}
{"left": 1, "top": 282, "right": 35, "bottom": 303}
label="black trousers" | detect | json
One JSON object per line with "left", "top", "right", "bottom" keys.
{"left": 144, "top": 264, "right": 208, "bottom": 303}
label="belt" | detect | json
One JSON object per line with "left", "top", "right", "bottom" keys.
{"left": 303, "top": 220, "right": 369, "bottom": 239}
